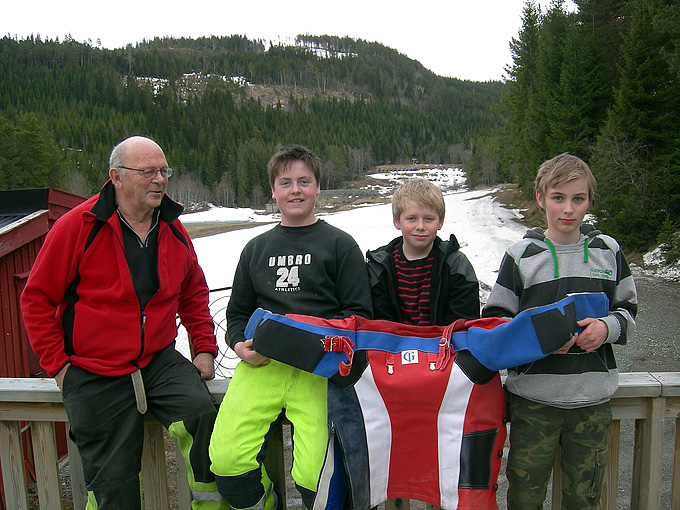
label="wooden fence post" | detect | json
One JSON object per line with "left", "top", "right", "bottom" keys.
{"left": 0, "top": 420, "right": 29, "bottom": 510}
{"left": 30, "top": 421, "right": 61, "bottom": 509}
{"left": 141, "top": 422, "right": 170, "bottom": 510}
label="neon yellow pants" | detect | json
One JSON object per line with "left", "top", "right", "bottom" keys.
{"left": 209, "top": 360, "right": 327, "bottom": 508}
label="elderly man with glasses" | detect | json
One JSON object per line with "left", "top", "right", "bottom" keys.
{"left": 21, "top": 136, "right": 227, "bottom": 510}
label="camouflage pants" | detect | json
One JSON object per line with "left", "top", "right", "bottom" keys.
{"left": 506, "top": 395, "right": 612, "bottom": 510}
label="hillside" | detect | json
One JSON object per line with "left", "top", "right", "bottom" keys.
{"left": 0, "top": 34, "right": 504, "bottom": 207}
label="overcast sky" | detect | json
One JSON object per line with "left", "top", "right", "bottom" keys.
{"left": 2, "top": 0, "right": 576, "bottom": 82}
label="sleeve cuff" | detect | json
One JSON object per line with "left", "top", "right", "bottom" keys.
{"left": 601, "top": 315, "right": 620, "bottom": 344}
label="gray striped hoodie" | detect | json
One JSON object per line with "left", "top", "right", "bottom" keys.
{"left": 482, "top": 224, "right": 637, "bottom": 409}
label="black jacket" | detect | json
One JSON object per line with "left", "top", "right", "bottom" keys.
{"left": 366, "top": 234, "right": 480, "bottom": 325}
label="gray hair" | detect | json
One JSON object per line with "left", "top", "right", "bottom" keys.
{"left": 109, "top": 140, "right": 127, "bottom": 170}
{"left": 109, "top": 136, "right": 160, "bottom": 171}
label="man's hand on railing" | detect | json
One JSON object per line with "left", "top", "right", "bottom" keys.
{"left": 193, "top": 352, "right": 216, "bottom": 380}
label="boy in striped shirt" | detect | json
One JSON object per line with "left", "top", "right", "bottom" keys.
{"left": 367, "top": 177, "right": 480, "bottom": 327}
{"left": 482, "top": 153, "right": 637, "bottom": 509}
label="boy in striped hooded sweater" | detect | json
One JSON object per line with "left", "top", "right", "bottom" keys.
{"left": 482, "top": 153, "right": 637, "bottom": 509}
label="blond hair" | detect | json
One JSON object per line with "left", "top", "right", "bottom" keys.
{"left": 392, "top": 178, "right": 445, "bottom": 221}
{"left": 534, "top": 152, "right": 597, "bottom": 204}
{"left": 534, "top": 153, "right": 597, "bottom": 205}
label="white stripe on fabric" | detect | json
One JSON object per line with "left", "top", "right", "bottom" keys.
{"left": 312, "top": 430, "right": 337, "bottom": 510}
{"left": 438, "top": 363, "right": 474, "bottom": 510}
{"left": 354, "top": 365, "right": 391, "bottom": 507}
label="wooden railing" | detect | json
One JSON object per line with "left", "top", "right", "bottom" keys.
{"left": 1, "top": 373, "right": 679, "bottom": 510}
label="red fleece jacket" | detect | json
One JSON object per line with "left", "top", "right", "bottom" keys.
{"left": 20, "top": 181, "right": 217, "bottom": 377}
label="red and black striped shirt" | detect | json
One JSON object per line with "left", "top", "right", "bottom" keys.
{"left": 392, "top": 245, "right": 434, "bottom": 325}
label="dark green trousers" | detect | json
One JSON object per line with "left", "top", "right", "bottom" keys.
{"left": 506, "top": 394, "right": 612, "bottom": 510}
{"left": 62, "top": 344, "right": 224, "bottom": 509}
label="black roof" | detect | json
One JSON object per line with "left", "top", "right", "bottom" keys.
{"left": 0, "top": 189, "right": 50, "bottom": 229}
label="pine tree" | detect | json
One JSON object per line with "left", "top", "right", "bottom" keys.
{"left": 0, "top": 113, "right": 67, "bottom": 190}
{"left": 592, "top": 0, "right": 680, "bottom": 250}
{"left": 499, "top": 0, "right": 543, "bottom": 192}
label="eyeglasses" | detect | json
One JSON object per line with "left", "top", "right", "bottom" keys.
{"left": 117, "top": 166, "right": 173, "bottom": 179}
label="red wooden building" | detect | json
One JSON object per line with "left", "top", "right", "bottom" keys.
{"left": 0, "top": 188, "right": 86, "bottom": 507}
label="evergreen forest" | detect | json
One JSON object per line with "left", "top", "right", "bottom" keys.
{"left": 2, "top": 0, "right": 680, "bottom": 257}
{"left": 466, "top": 0, "right": 680, "bottom": 254}
{"left": 0, "top": 32, "right": 501, "bottom": 208}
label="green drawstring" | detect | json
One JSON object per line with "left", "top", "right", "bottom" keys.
{"left": 544, "top": 236, "right": 588, "bottom": 278}
{"left": 544, "top": 238, "right": 559, "bottom": 278}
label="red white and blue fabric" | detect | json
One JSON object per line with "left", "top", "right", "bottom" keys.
{"left": 354, "top": 350, "right": 506, "bottom": 509}
{"left": 245, "top": 292, "right": 609, "bottom": 380}
{"left": 245, "top": 293, "right": 609, "bottom": 510}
